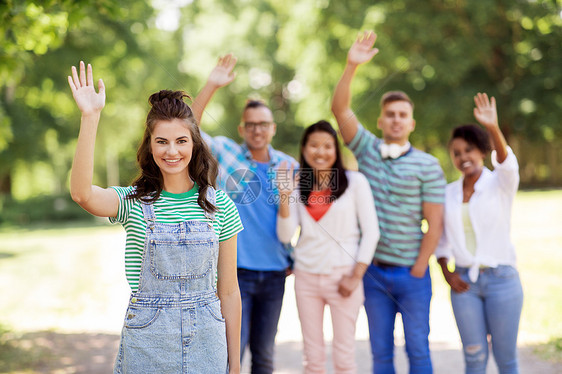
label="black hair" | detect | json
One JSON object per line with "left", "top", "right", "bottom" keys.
{"left": 298, "top": 120, "right": 349, "bottom": 205}
{"left": 449, "top": 124, "right": 492, "bottom": 154}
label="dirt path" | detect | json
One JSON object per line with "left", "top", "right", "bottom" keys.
{"left": 10, "top": 276, "right": 560, "bottom": 374}
{"left": 10, "top": 330, "right": 560, "bottom": 374}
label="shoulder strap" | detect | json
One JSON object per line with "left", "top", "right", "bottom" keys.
{"left": 140, "top": 200, "right": 156, "bottom": 228}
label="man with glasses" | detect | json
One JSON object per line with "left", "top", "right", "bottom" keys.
{"left": 193, "top": 54, "right": 296, "bottom": 374}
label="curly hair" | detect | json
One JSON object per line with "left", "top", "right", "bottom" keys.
{"left": 127, "top": 90, "right": 218, "bottom": 214}
{"left": 449, "top": 124, "right": 492, "bottom": 155}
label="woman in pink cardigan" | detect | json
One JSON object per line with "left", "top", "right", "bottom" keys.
{"left": 277, "top": 120, "right": 379, "bottom": 374}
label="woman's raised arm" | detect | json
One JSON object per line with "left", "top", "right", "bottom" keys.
{"left": 68, "top": 61, "right": 119, "bottom": 217}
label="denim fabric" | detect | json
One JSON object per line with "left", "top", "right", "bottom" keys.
{"left": 238, "top": 268, "right": 286, "bottom": 374}
{"left": 363, "top": 264, "right": 433, "bottom": 374}
{"left": 114, "top": 189, "right": 227, "bottom": 374}
{"left": 451, "top": 266, "right": 523, "bottom": 374}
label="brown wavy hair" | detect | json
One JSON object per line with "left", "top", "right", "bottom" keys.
{"left": 127, "top": 90, "right": 218, "bottom": 214}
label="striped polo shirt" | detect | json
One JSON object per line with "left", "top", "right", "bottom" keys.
{"left": 348, "top": 124, "right": 445, "bottom": 266}
{"left": 109, "top": 185, "right": 243, "bottom": 292}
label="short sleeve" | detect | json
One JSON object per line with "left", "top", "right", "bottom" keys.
{"left": 420, "top": 159, "right": 446, "bottom": 204}
{"left": 108, "top": 186, "right": 135, "bottom": 224}
{"left": 216, "top": 189, "right": 243, "bottom": 242}
{"left": 347, "top": 123, "right": 380, "bottom": 159}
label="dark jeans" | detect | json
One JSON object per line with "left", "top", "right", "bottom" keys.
{"left": 238, "top": 268, "right": 286, "bottom": 374}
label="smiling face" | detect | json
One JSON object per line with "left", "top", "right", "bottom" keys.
{"left": 377, "top": 100, "right": 416, "bottom": 144}
{"left": 302, "top": 130, "right": 337, "bottom": 171}
{"left": 150, "top": 118, "right": 194, "bottom": 187}
{"left": 450, "top": 137, "right": 485, "bottom": 178}
{"left": 238, "top": 106, "right": 276, "bottom": 151}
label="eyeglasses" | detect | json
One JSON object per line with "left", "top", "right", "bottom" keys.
{"left": 243, "top": 121, "right": 273, "bottom": 131}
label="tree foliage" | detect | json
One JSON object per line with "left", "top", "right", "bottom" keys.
{"left": 1, "top": 0, "right": 561, "bottom": 202}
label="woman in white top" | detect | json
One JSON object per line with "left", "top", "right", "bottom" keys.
{"left": 435, "top": 93, "right": 523, "bottom": 374}
{"left": 277, "top": 120, "right": 379, "bottom": 374}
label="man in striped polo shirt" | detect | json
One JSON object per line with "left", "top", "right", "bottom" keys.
{"left": 332, "top": 31, "right": 445, "bottom": 374}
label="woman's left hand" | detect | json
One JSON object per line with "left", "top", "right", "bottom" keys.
{"left": 473, "top": 93, "right": 499, "bottom": 129}
{"left": 337, "top": 274, "right": 360, "bottom": 297}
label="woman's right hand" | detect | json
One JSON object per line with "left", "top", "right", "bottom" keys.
{"left": 276, "top": 160, "right": 297, "bottom": 199}
{"left": 443, "top": 270, "right": 470, "bottom": 293}
{"left": 68, "top": 61, "right": 105, "bottom": 116}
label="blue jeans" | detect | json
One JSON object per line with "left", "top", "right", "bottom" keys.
{"left": 451, "top": 266, "right": 523, "bottom": 374}
{"left": 238, "top": 268, "right": 286, "bottom": 374}
{"left": 363, "top": 263, "right": 432, "bottom": 374}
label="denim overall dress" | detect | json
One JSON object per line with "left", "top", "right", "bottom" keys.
{"left": 114, "top": 188, "right": 227, "bottom": 373}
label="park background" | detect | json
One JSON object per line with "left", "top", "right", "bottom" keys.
{"left": 1, "top": 0, "right": 561, "bottom": 372}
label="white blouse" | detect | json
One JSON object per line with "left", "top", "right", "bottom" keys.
{"left": 435, "top": 148, "right": 520, "bottom": 282}
{"left": 277, "top": 171, "right": 380, "bottom": 274}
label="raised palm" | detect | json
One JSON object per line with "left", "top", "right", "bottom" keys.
{"left": 208, "top": 54, "right": 237, "bottom": 88}
{"left": 348, "top": 31, "right": 379, "bottom": 66}
{"left": 276, "top": 161, "right": 298, "bottom": 197}
{"left": 68, "top": 61, "right": 105, "bottom": 115}
{"left": 473, "top": 93, "right": 498, "bottom": 128}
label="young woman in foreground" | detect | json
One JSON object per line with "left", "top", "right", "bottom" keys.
{"left": 68, "top": 61, "right": 242, "bottom": 373}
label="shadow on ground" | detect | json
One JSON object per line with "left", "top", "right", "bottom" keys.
{"left": 2, "top": 332, "right": 560, "bottom": 374}
{"left": 0, "top": 331, "right": 119, "bottom": 374}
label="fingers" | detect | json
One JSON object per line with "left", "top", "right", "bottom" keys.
{"left": 356, "top": 30, "right": 377, "bottom": 47}
{"left": 79, "top": 61, "right": 87, "bottom": 87}
{"left": 71, "top": 65, "right": 80, "bottom": 89}
{"left": 98, "top": 78, "right": 105, "bottom": 95}
{"left": 474, "top": 92, "right": 493, "bottom": 109}
{"left": 70, "top": 61, "right": 96, "bottom": 89}
{"left": 67, "top": 75, "right": 76, "bottom": 92}
{"left": 87, "top": 63, "right": 94, "bottom": 87}
{"left": 218, "top": 53, "right": 237, "bottom": 71}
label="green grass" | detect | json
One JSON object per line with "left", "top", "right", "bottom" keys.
{"left": 0, "top": 190, "right": 561, "bottom": 370}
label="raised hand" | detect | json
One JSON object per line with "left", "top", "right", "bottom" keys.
{"left": 207, "top": 54, "right": 237, "bottom": 88}
{"left": 347, "top": 31, "right": 379, "bottom": 66}
{"left": 68, "top": 61, "right": 105, "bottom": 115}
{"left": 276, "top": 161, "right": 297, "bottom": 198}
{"left": 473, "top": 93, "right": 498, "bottom": 129}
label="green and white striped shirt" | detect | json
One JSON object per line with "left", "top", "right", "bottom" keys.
{"left": 109, "top": 185, "right": 243, "bottom": 292}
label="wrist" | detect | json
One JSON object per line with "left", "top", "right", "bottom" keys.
{"left": 81, "top": 112, "right": 101, "bottom": 120}
{"left": 345, "top": 61, "right": 360, "bottom": 71}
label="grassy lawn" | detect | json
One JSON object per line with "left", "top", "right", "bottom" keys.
{"left": 0, "top": 190, "right": 561, "bottom": 370}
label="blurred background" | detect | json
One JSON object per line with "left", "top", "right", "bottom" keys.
{"left": 1, "top": 0, "right": 561, "bottom": 372}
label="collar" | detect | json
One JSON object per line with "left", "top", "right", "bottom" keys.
{"left": 241, "top": 142, "right": 279, "bottom": 166}
{"left": 454, "top": 167, "right": 493, "bottom": 200}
